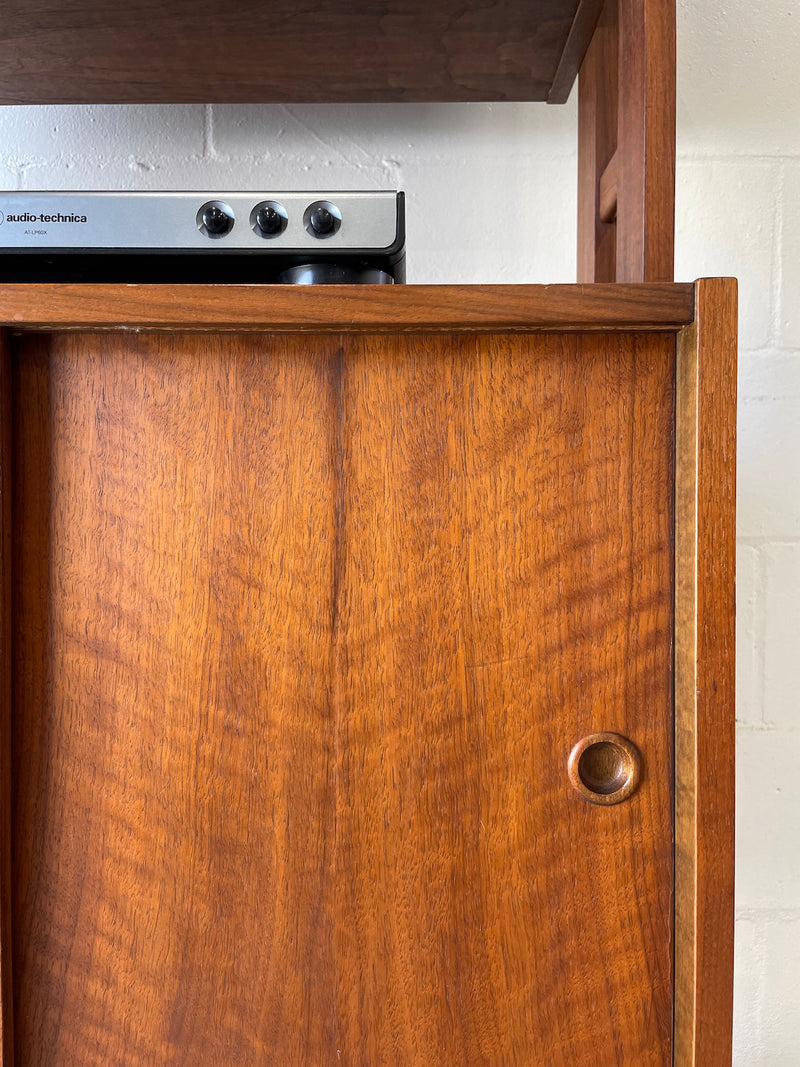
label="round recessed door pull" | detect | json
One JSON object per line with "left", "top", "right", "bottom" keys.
{"left": 568, "top": 732, "right": 642, "bottom": 805}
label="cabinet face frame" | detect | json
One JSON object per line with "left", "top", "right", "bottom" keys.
{"left": 673, "top": 278, "right": 737, "bottom": 1067}
{"left": 0, "top": 280, "right": 735, "bottom": 1066}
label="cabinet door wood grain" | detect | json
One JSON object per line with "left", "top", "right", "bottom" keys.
{"left": 10, "top": 327, "right": 674, "bottom": 1066}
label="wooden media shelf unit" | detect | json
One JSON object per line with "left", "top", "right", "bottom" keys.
{"left": 0, "top": 0, "right": 736, "bottom": 1062}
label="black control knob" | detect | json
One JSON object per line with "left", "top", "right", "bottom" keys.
{"left": 256, "top": 206, "right": 283, "bottom": 234}
{"left": 202, "top": 204, "right": 233, "bottom": 235}
{"left": 304, "top": 200, "right": 341, "bottom": 239}
{"left": 309, "top": 206, "right": 335, "bottom": 235}
{"left": 250, "top": 200, "right": 288, "bottom": 239}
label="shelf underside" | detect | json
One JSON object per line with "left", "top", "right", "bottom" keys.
{"left": 0, "top": 0, "right": 603, "bottom": 104}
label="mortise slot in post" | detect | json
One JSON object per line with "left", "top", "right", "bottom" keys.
{"left": 599, "top": 149, "right": 619, "bottom": 223}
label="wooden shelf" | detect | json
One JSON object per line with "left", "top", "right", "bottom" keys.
{"left": 0, "top": 0, "right": 603, "bottom": 105}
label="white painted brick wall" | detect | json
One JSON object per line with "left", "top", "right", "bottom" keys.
{"left": 678, "top": 2, "right": 800, "bottom": 1061}
{"left": 1, "top": 0, "right": 797, "bottom": 1060}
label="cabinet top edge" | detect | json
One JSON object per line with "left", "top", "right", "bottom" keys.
{"left": 0, "top": 282, "right": 697, "bottom": 333}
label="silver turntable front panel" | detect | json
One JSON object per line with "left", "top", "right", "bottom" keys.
{"left": 0, "top": 191, "right": 401, "bottom": 252}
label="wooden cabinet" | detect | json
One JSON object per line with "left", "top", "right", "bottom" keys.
{"left": 0, "top": 281, "right": 735, "bottom": 1065}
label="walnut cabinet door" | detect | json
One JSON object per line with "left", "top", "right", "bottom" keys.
{"left": 0, "top": 283, "right": 736, "bottom": 1067}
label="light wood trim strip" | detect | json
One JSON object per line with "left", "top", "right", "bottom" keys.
{"left": 0, "top": 328, "right": 12, "bottom": 1066}
{"left": 0, "top": 283, "right": 694, "bottom": 332}
{"left": 674, "top": 277, "right": 737, "bottom": 1065}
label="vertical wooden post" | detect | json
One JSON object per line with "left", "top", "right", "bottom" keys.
{"left": 578, "top": 0, "right": 676, "bottom": 282}
{"left": 577, "top": 0, "right": 619, "bottom": 282}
